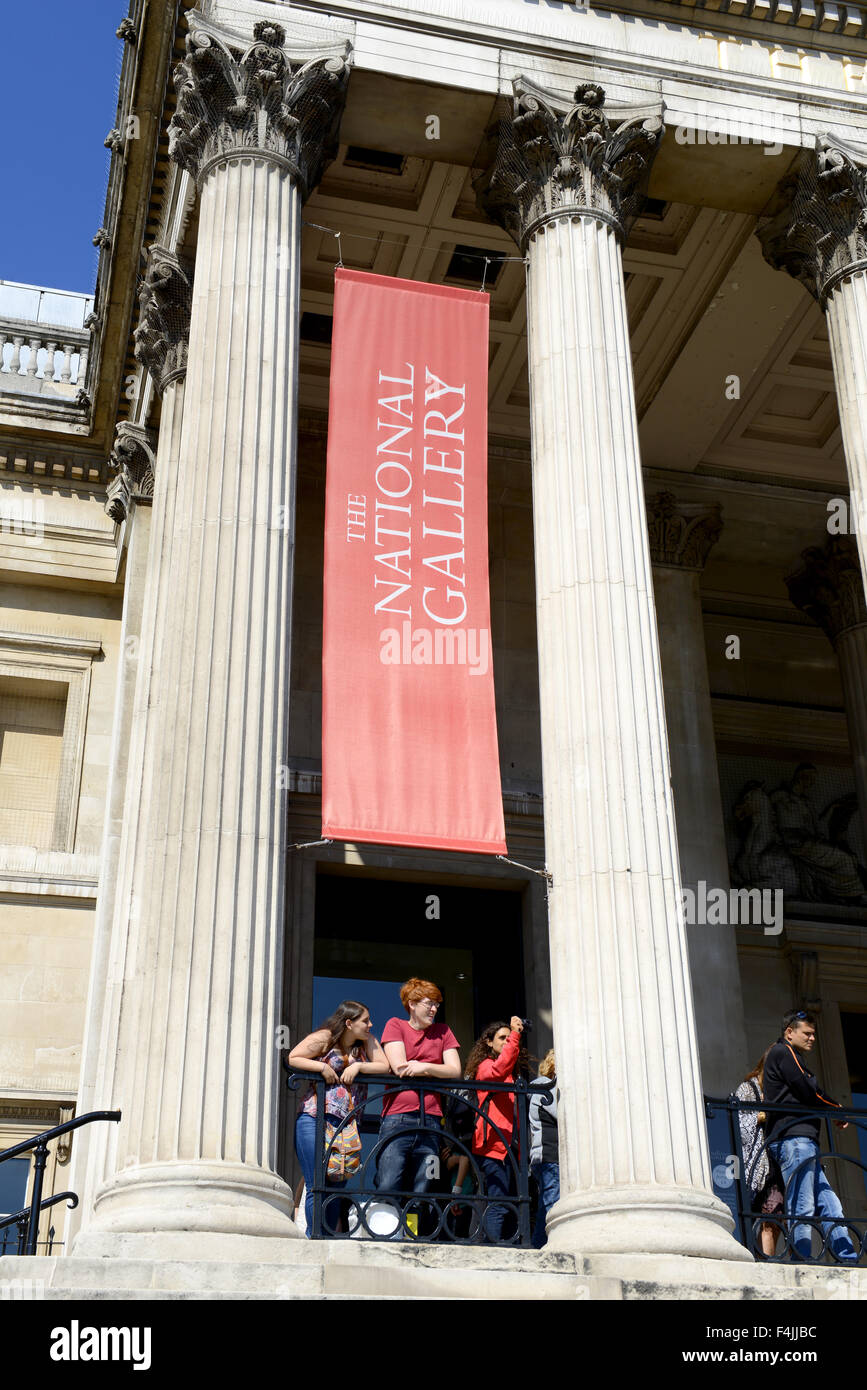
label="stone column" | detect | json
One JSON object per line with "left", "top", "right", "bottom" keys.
{"left": 477, "top": 79, "right": 745, "bottom": 1259}
{"left": 71, "top": 247, "right": 192, "bottom": 1239}
{"left": 76, "top": 19, "right": 349, "bottom": 1243}
{"left": 787, "top": 537, "right": 867, "bottom": 835}
{"left": 647, "top": 492, "right": 749, "bottom": 1095}
{"left": 760, "top": 136, "right": 867, "bottom": 590}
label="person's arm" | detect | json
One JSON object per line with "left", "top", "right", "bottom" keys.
{"left": 777, "top": 1044, "right": 842, "bottom": 1109}
{"left": 287, "top": 1029, "right": 340, "bottom": 1084}
{"left": 479, "top": 1026, "right": 521, "bottom": 1082}
{"left": 383, "top": 1040, "right": 408, "bottom": 1076}
{"left": 340, "top": 1034, "right": 390, "bottom": 1084}
{"left": 401, "top": 1047, "right": 462, "bottom": 1079}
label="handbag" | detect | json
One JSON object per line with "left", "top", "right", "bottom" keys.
{"left": 325, "top": 1114, "right": 362, "bottom": 1180}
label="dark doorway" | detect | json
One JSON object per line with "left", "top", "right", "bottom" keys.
{"left": 313, "top": 872, "right": 526, "bottom": 1050}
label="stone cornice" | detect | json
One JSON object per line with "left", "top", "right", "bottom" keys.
{"left": 168, "top": 16, "right": 351, "bottom": 195}
{"left": 105, "top": 422, "right": 156, "bottom": 523}
{"left": 786, "top": 536, "right": 867, "bottom": 642}
{"left": 133, "top": 245, "right": 193, "bottom": 396}
{"left": 759, "top": 134, "right": 867, "bottom": 305}
{"left": 647, "top": 491, "right": 723, "bottom": 570}
{"left": 475, "top": 78, "right": 664, "bottom": 249}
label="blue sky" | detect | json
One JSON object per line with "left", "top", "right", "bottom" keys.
{"left": 0, "top": 4, "right": 124, "bottom": 294}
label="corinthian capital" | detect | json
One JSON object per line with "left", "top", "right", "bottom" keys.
{"left": 647, "top": 492, "right": 723, "bottom": 570}
{"left": 475, "top": 78, "right": 664, "bottom": 249}
{"left": 134, "top": 246, "right": 193, "bottom": 395}
{"left": 106, "top": 423, "right": 156, "bottom": 523}
{"left": 786, "top": 536, "right": 867, "bottom": 644}
{"left": 759, "top": 134, "right": 867, "bottom": 306}
{"left": 167, "top": 17, "right": 350, "bottom": 194}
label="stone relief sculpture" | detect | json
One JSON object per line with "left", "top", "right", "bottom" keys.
{"left": 732, "top": 763, "right": 867, "bottom": 905}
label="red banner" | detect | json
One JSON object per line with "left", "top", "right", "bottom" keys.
{"left": 322, "top": 269, "right": 506, "bottom": 853}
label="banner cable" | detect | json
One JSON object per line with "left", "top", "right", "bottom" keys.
{"left": 303, "top": 219, "right": 527, "bottom": 266}
{"left": 496, "top": 854, "right": 552, "bottom": 882}
{"left": 287, "top": 837, "right": 334, "bottom": 851}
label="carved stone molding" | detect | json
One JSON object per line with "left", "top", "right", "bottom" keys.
{"left": 133, "top": 245, "right": 193, "bottom": 395}
{"left": 475, "top": 78, "right": 664, "bottom": 249}
{"left": 167, "top": 17, "right": 350, "bottom": 194}
{"left": 786, "top": 536, "right": 867, "bottom": 644}
{"left": 105, "top": 423, "right": 157, "bottom": 523}
{"left": 646, "top": 491, "right": 723, "bottom": 570}
{"left": 759, "top": 134, "right": 867, "bottom": 306}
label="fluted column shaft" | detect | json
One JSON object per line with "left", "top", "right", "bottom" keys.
{"left": 649, "top": 502, "right": 749, "bottom": 1095}
{"left": 827, "top": 275, "right": 867, "bottom": 587}
{"left": 478, "top": 77, "right": 744, "bottom": 1258}
{"left": 525, "top": 217, "right": 739, "bottom": 1257}
{"left": 82, "top": 155, "right": 302, "bottom": 1237}
{"left": 838, "top": 623, "right": 867, "bottom": 826}
{"left": 72, "top": 377, "right": 185, "bottom": 1236}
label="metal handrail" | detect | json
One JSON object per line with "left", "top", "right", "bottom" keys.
{"left": 0, "top": 1191, "right": 78, "bottom": 1256}
{"left": 705, "top": 1093, "right": 867, "bottom": 1264}
{"left": 286, "top": 1064, "right": 553, "bottom": 1246}
{"left": 0, "top": 1110, "right": 121, "bottom": 1256}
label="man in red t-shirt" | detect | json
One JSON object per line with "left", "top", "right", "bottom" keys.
{"left": 375, "top": 977, "right": 461, "bottom": 1202}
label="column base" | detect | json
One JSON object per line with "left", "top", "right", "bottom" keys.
{"left": 73, "top": 1159, "right": 299, "bottom": 1248}
{"left": 545, "top": 1183, "right": 753, "bottom": 1262}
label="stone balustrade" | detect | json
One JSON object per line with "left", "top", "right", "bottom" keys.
{"left": 0, "top": 322, "right": 90, "bottom": 387}
{"left": 0, "top": 282, "right": 95, "bottom": 398}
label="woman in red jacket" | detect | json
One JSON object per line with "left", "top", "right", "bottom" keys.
{"left": 465, "top": 1015, "right": 525, "bottom": 1243}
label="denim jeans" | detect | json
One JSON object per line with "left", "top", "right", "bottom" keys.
{"left": 374, "top": 1113, "right": 441, "bottom": 1197}
{"left": 479, "top": 1156, "right": 513, "bottom": 1243}
{"left": 531, "top": 1160, "right": 560, "bottom": 1249}
{"left": 769, "top": 1137, "right": 856, "bottom": 1261}
{"left": 294, "top": 1112, "right": 345, "bottom": 1238}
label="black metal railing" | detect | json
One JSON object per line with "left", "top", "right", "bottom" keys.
{"left": 706, "top": 1094, "right": 867, "bottom": 1264}
{"left": 286, "top": 1067, "right": 553, "bottom": 1245}
{"left": 0, "top": 1110, "right": 121, "bottom": 1256}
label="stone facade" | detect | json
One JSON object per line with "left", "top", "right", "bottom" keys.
{"left": 1, "top": 0, "right": 867, "bottom": 1294}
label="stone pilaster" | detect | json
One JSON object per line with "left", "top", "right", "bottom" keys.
{"left": 760, "top": 136, "right": 867, "bottom": 596}
{"left": 477, "top": 80, "right": 744, "bottom": 1259}
{"left": 647, "top": 492, "right": 749, "bottom": 1095}
{"left": 787, "top": 536, "right": 867, "bottom": 838}
{"left": 75, "top": 18, "right": 349, "bottom": 1245}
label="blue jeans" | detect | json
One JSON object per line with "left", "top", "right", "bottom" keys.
{"left": 294, "top": 1113, "right": 345, "bottom": 1238}
{"left": 374, "top": 1113, "right": 441, "bottom": 1196}
{"left": 479, "top": 1156, "right": 513, "bottom": 1243}
{"left": 769, "top": 1137, "right": 856, "bottom": 1261}
{"left": 531, "top": 1161, "right": 560, "bottom": 1249}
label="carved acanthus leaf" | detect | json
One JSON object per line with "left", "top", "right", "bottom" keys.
{"left": 134, "top": 246, "right": 193, "bottom": 394}
{"left": 786, "top": 536, "right": 867, "bottom": 644}
{"left": 475, "top": 78, "right": 664, "bottom": 248}
{"left": 646, "top": 492, "right": 723, "bottom": 570}
{"left": 106, "top": 423, "right": 156, "bottom": 523}
{"left": 167, "top": 18, "right": 350, "bottom": 195}
{"left": 759, "top": 134, "right": 867, "bottom": 305}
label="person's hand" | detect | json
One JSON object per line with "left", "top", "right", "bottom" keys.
{"left": 320, "top": 1063, "right": 340, "bottom": 1085}
{"left": 510, "top": 1016, "right": 523, "bottom": 1034}
{"left": 834, "top": 1119, "right": 849, "bottom": 1130}
{"left": 400, "top": 1060, "right": 429, "bottom": 1077}
{"left": 340, "top": 1062, "right": 362, "bottom": 1085}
